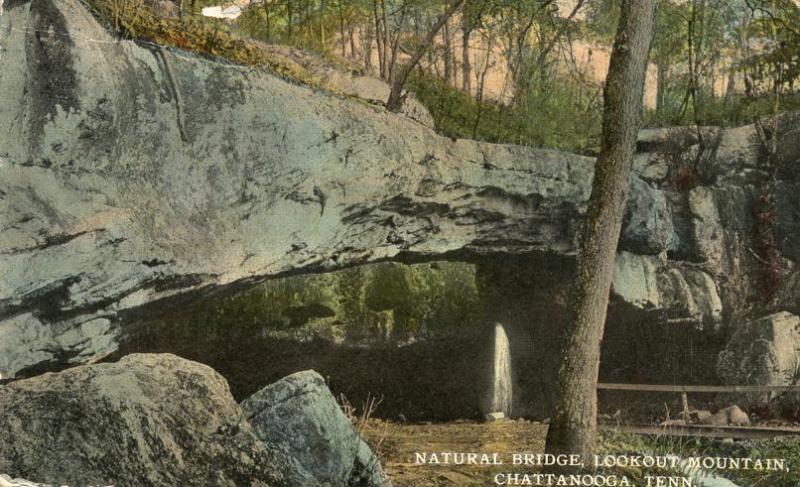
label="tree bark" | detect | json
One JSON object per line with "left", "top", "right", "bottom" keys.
{"left": 372, "top": 0, "right": 385, "bottom": 78}
{"left": 386, "top": 0, "right": 465, "bottom": 112}
{"left": 462, "top": 27, "right": 472, "bottom": 93}
{"left": 380, "top": 0, "right": 390, "bottom": 79}
{"left": 543, "top": 0, "right": 657, "bottom": 466}
{"left": 655, "top": 58, "right": 668, "bottom": 113}
{"left": 339, "top": 1, "right": 347, "bottom": 58}
{"left": 444, "top": 20, "right": 453, "bottom": 86}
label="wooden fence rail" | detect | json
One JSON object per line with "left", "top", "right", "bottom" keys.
{"left": 597, "top": 382, "right": 800, "bottom": 435}
{"left": 597, "top": 383, "right": 800, "bottom": 393}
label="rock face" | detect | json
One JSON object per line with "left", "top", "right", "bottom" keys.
{"left": 619, "top": 176, "right": 676, "bottom": 255}
{"left": 2, "top": 0, "right": 800, "bottom": 417}
{"left": 0, "top": 354, "right": 308, "bottom": 487}
{"left": 242, "top": 370, "right": 386, "bottom": 487}
{"left": 0, "top": 0, "right": 598, "bottom": 378}
{"left": 717, "top": 312, "right": 800, "bottom": 386}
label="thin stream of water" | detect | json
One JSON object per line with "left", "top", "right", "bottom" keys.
{"left": 492, "top": 323, "right": 513, "bottom": 416}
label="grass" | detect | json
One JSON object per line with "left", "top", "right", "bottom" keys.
{"left": 644, "top": 91, "right": 800, "bottom": 129}
{"left": 83, "top": 0, "right": 315, "bottom": 84}
{"left": 406, "top": 72, "right": 603, "bottom": 155}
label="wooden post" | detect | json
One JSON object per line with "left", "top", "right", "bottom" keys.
{"left": 682, "top": 392, "right": 690, "bottom": 425}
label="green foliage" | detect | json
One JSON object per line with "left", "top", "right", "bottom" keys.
{"left": 407, "top": 72, "right": 602, "bottom": 153}
{"left": 645, "top": 91, "right": 800, "bottom": 128}
{"left": 136, "top": 261, "right": 481, "bottom": 352}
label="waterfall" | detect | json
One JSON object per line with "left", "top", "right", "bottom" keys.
{"left": 491, "top": 323, "right": 513, "bottom": 416}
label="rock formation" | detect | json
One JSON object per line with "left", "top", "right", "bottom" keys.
{"left": 717, "top": 312, "right": 800, "bottom": 387}
{"left": 242, "top": 370, "right": 387, "bottom": 486}
{"left": 0, "top": 0, "right": 594, "bottom": 378}
{"left": 0, "top": 354, "right": 308, "bottom": 486}
{"left": 1, "top": 0, "right": 799, "bottom": 416}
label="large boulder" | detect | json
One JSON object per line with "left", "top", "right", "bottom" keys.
{"left": 0, "top": 353, "right": 308, "bottom": 487}
{"left": 688, "top": 187, "right": 727, "bottom": 271}
{"left": 242, "top": 370, "right": 387, "bottom": 487}
{"left": 612, "top": 251, "right": 661, "bottom": 309}
{"left": 619, "top": 177, "right": 676, "bottom": 255}
{"left": 611, "top": 254, "right": 723, "bottom": 326}
{"left": 717, "top": 312, "right": 800, "bottom": 386}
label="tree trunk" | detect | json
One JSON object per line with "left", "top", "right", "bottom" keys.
{"left": 372, "top": 0, "right": 385, "bottom": 78}
{"left": 386, "top": 0, "right": 465, "bottom": 112}
{"left": 462, "top": 27, "right": 472, "bottom": 93}
{"left": 655, "top": 58, "right": 668, "bottom": 113}
{"left": 381, "top": 0, "right": 390, "bottom": 79}
{"left": 443, "top": 20, "right": 454, "bottom": 86}
{"left": 543, "top": 0, "right": 657, "bottom": 467}
{"left": 263, "top": 0, "right": 271, "bottom": 42}
{"left": 287, "top": 0, "right": 294, "bottom": 42}
{"left": 320, "top": 0, "right": 327, "bottom": 48}
{"left": 363, "top": 24, "right": 374, "bottom": 72}
{"left": 349, "top": 23, "right": 357, "bottom": 60}
{"left": 339, "top": 2, "right": 347, "bottom": 58}
{"left": 387, "top": 2, "right": 408, "bottom": 83}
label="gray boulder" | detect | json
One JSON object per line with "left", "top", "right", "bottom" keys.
{"left": 242, "top": 370, "right": 387, "bottom": 487}
{"left": 717, "top": 312, "right": 800, "bottom": 387}
{"left": 0, "top": 353, "right": 308, "bottom": 487}
{"left": 688, "top": 187, "right": 726, "bottom": 271}
{"left": 612, "top": 251, "right": 661, "bottom": 309}
{"left": 619, "top": 176, "right": 677, "bottom": 255}
{"left": 657, "top": 267, "right": 723, "bottom": 327}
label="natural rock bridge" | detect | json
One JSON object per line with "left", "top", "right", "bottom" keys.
{"left": 2, "top": 0, "right": 800, "bottom": 410}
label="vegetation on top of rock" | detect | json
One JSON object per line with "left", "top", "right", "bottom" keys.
{"left": 80, "top": 0, "right": 800, "bottom": 154}
{"left": 83, "top": 0, "right": 317, "bottom": 85}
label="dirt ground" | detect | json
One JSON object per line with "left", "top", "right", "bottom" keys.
{"left": 361, "top": 419, "right": 800, "bottom": 487}
{"left": 360, "top": 419, "right": 549, "bottom": 486}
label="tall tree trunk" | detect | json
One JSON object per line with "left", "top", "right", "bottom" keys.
{"left": 655, "top": 58, "right": 668, "bottom": 113}
{"left": 381, "top": 0, "right": 390, "bottom": 79}
{"left": 543, "top": 0, "right": 657, "bottom": 467}
{"left": 444, "top": 20, "right": 454, "bottom": 86}
{"left": 388, "top": 1, "right": 408, "bottom": 83}
{"left": 386, "top": 0, "right": 465, "bottom": 111}
{"left": 349, "top": 23, "right": 357, "bottom": 60}
{"left": 372, "top": 0, "right": 385, "bottom": 78}
{"left": 462, "top": 27, "right": 473, "bottom": 93}
{"left": 287, "top": 0, "right": 294, "bottom": 42}
{"left": 263, "top": 0, "right": 272, "bottom": 42}
{"left": 472, "top": 31, "right": 494, "bottom": 138}
{"left": 365, "top": 24, "right": 375, "bottom": 72}
{"left": 320, "top": 0, "right": 327, "bottom": 48}
{"left": 339, "top": 2, "right": 347, "bottom": 58}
